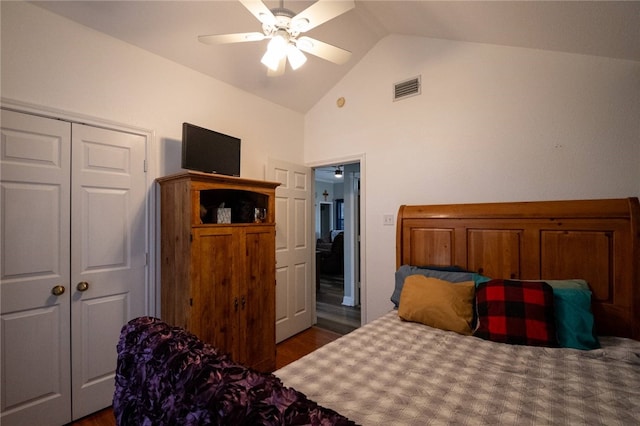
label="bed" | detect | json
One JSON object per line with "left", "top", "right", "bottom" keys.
{"left": 275, "top": 197, "right": 640, "bottom": 425}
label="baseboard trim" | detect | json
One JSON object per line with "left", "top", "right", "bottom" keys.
{"left": 342, "top": 296, "right": 355, "bottom": 306}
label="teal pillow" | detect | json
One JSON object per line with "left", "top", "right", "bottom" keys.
{"left": 500, "top": 279, "right": 599, "bottom": 350}
{"left": 552, "top": 287, "right": 600, "bottom": 350}
{"left": 544, "top": 279, "right": 590, "bottom": 290}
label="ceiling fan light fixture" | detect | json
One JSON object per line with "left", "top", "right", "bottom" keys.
{"left": 287, "top": 44, "right": 307, "bottom": 70}
{"left": 267, "top": 33, "right": 288, "bottom": 56}
{"left": 199, "top": 0, "right": 355, "bottom": 75}
{"left": 261, "top": 32, "right": 288, "bottom": 70}
{"left": 261, "top": 49, "right": 281, "bottom": 71}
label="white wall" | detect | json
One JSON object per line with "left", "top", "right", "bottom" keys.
{"left": 305, "top": 34, "right": 640, "bottom": 323}
{"left": 1, "top": 1, "right": 305, "bottom": 316}
{"left": 1, "top": 1, "right": 304, "bottom": 180}
{"left": 5, "top": 3, "right": 639, "bottom": 326}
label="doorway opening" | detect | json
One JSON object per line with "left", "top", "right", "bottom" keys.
{"left": 313, "top": 162, "right": 361, "bottom": 335}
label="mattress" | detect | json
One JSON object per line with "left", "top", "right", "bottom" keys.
{"left": 275, "top": 311, "right": 640, "bottom": 425}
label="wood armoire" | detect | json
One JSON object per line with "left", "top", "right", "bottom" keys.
{"left": 157, "top": 171, "right": 279, "bottom": 372}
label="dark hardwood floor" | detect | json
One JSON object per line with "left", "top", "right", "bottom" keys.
{"left": 69, "top": 326, "right": 342, "bottom": 426}
{"left": 316, "top": 272, "right": 361, "bottom": 335}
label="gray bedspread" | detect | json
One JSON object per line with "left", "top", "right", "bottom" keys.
{"left": 275, "top": 311, "right": 640, "bottom": 425}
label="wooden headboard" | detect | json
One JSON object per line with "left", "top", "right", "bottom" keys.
{"left": 396, "top": 198, "right": 640, "bottom": 340}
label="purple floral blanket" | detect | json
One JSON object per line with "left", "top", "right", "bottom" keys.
{"left": 113, "top": 317, "right": 356, "bottom": 425}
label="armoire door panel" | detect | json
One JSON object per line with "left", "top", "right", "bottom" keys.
{"left": 196, "top": 230, "right": 237, "bottom": 351}
{"left": 242, "top": 228, "right": 276, "bottom": 370}
{"left": 541, "top": 230, "right": 613, "bottom": 302}
{"left": 467, "top": 229, "right": 521, "bottom": 278}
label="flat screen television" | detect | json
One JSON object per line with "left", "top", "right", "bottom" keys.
{"left": 181, "top": 122, "right": 241, "bottom": 176}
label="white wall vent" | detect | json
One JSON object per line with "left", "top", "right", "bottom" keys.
{"left": 393, "top": 76, "right": 421, "bottom": 101}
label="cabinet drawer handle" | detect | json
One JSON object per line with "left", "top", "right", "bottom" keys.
{"left": 51, "top": 285, "right": 65, "bottom": 296}
{"left": 241, "top": 296, "right": 246, "bottom": 309}
{"left": 234, "top": 297, "right": 239, "bottom": 311}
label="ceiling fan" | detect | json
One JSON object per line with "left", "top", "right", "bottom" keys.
{"left": 198, "top": 0, "right": 355, "bottom": 76}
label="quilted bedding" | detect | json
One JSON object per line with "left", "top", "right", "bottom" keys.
{"left": 275, "top": 311, "right": 640, "bottom": 425}
{"left": 113, "top": 316, "right": 356, "bottom": 425}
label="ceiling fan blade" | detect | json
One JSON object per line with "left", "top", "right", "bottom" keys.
{"left": 198, "top": 32, "right": 265, "bottom": 45}
{"left": 292, "top": 0, "right": 355, "bottom": 32}
{"left": 267, "top": 56, "right": 286, "bottom": 77}
{"left": 238, "top": 0, "right": 276, "bottom": 25}
{"left": 296, "top": 36, "right": 351, "bottom": 65}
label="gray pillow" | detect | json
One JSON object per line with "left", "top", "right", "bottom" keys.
{"left": 391, "top": 265, "right": 491, "bottom": 307}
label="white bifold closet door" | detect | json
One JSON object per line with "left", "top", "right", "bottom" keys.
{"left": 1, "top": 109, "right": 147, "bottom": 425}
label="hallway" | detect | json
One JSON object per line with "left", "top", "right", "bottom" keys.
{"left": 316, "top": 272, "right": 360, "bottom": 335}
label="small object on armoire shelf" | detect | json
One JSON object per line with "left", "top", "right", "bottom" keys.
{"left": 216, "top": 202, "right": 231, "bottom": 224}
{"left": 254, "top": 208, "right": 266, "bottom": 223}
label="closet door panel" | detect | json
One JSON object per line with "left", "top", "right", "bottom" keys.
{"left": 70, "top": 124, "right": 147, "bottom": 419}
{"left": 1, "top": 307, "right": 67, "bottom": 426}
{"left": 0, "top": 110, "right": 72, "bottom": 426}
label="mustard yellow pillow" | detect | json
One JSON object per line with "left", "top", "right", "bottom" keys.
{"left": 398, "top": 275, "right": 475, "bottom": 335}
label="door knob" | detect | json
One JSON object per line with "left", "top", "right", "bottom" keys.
{"left": 77, "top": 281, "right": 89, "bottom": 292}
{"left": 51, "top": 285, "right": 65, "bottom": 296}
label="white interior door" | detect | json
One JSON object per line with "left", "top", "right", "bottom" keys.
{"left": 1, "top": 110, "right": 148, "bottom": 424}
{"left": 70, "top": 124, "right": 147, "bottom": 419}
{"left": 1, "top": 110, "right": 73, "bottom": 425}
{"left": 267, "top": 159, "right": 313, "bottom": 342}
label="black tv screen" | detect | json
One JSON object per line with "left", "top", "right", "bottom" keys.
{"left": 181, "top": 122, "right": 241, "bottom": 176}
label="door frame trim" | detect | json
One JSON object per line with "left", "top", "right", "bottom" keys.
{"left": 307, "top": 153, "right": 366, "bottom": 325}
{"left": 1, "top": 97, "right": 157, "bottom": 316}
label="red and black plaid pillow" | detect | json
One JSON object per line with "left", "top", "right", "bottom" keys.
{"left": 474, "top": 279, "right": 558, "bottom": 347}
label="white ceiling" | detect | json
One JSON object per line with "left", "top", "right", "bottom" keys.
{"left": 32, "top": 1, "right": 640, "bottom": 113}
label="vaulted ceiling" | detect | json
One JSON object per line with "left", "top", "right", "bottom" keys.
{"left": 33, "top": 1, "right": 640, "bottom": 113}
